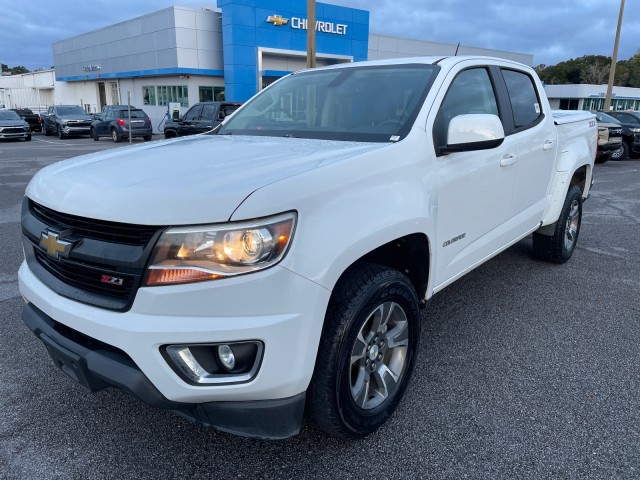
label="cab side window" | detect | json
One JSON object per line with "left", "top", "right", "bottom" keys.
{"left": 502, "top": 69, "right": 541, "bottom": 129}
{"left": 184, "top": 105, "right": 202, "bottom": 121}
{"left": 434, "top": 68, "right": 499, "bottom": 150}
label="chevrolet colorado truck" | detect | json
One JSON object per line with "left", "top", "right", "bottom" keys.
{"left": 19, "top": 57, "right": 597, "bottom": 440}
{"left": 41, "top": 105, "right": 93, "bottom": 139}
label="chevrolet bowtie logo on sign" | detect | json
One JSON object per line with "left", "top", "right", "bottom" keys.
{"left": 266, "top": 15, "right": 289, "bottom": 27}
{"left": 39, "top": 230, "right": 75, "bottom": 259}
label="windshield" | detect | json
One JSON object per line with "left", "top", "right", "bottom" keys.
{"left": 57, "top": 106, "right": 87, "bottom": 116}
{"left": 593, "top": 111, "right": 621, "bottom": 124}
{"left": 0, "top": 111, "right": 21, "bottom": 121}
{"left": 219, "top": 64, "right": 439, "bottom": 142}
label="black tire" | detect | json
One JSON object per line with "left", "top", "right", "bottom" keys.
{"left": 533, "top": 185, "right": 582, "bottom": 264}
{"left": 111, "top": 129, "right": 121, "bottom": 143}
{"left": 164, "top": 130, "right": 177, "bottom": 139}
{"left": 91, "top": 128, "right": 99, "bottom": 141}
{"left": 57, "top": 126, "right": 64, "bottom": 139}
{"left": 25, "top": 135, "right": 32, "bottom": 142}
{"left": 611, "top": 142, "right": 629, "bottom": 161}
{"left": 43, "top": 124, "right": 50, "bottom": 136}
{"left": 143, "top": 135, "right": 152, "bottom": 141}
{"left": 306, "top": 263, "right": 421, "bottom": 438}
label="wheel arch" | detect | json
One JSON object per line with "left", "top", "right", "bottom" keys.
{"left": 340, "top": 233, "right": 431, "bottom": 306}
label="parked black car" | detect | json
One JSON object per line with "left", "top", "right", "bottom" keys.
{"left": 592, "top": 112, "right": 624, "bottom": 163}
{"left": 42, "top": 105, "right": 93, "bottom": 139}
{"left": 604, "top": 110, "right": 640, "bottom": 159}
{"left": 163, "top": 102, "right": 241, "bottom": 138}
{"left": 10, "top": 108, "right": 41, "bottom": 132}
{"left": 0, "top": 110, "right": 31, "bottom": 141}
{"left": 90, "top": 108, "right": 153, "bottom": 142}
{"left": 594, "top": 111, "right": 640, "bottom": 160}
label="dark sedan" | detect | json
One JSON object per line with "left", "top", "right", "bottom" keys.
{"left": 90, "top": 108, "right": 153, "bottom": 142}
{"left": 0, "top": 110, "right": 31, "bottom": 141}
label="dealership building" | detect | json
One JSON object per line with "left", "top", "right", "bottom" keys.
{"left": 0, "top": 0, "right": 534, "bottom": 131}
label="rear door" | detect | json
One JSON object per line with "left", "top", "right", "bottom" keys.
{"left": 498, "top": 67, "right": 557, "bottom": 230}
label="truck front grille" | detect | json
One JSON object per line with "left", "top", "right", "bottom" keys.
{"left": 29, "top": 199, "right": 158, "bottom": 245}
{"left": 22, "top": 198, "right": 164, "bottom": 311}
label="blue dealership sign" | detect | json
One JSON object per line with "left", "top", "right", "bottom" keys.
{"left": 218, "top": 0, "right": 369, "bottom": 102}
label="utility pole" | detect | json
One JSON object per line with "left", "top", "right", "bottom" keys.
{"left": 604, "top": 0, "right": 625, "bottom": 111}
{"left": 307, "top": 0, "right": 316, "bottom": 68}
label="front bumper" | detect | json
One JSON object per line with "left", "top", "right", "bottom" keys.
{"left": 19, "top": 261, "right": 330, "bottom": 435}
{"left": 22, "top": 302, "right": 305, "bottom": 439}
{"left": 0, "top": 130, "right": 29, "bottom": 139}
{"left": 61, "top": 125, "right": 91, "bottom": 134}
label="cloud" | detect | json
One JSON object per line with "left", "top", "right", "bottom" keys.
{"left": 2, "top": 0, "right": 639, "bottom": 70}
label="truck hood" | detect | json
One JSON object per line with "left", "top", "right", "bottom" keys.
{"left": 26, "top": 134, "right": 385, "bottom": 225}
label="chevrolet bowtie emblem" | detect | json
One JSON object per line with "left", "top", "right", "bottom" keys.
{"left": 266, "top": 15, "right": 289, "bottom": 27}
{"left": 39, "top": 231, "right": 74, "bottom": 259}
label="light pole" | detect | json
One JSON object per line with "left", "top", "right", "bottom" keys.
{"left": 604, "top": 0, "right": 625, "bottom": 111}
{"left": 307, "top": 0, "right": 316, "bottom": 68}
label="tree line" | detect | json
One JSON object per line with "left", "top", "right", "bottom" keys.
{"left": 1, "top": 64, "right": 30, "bottom": 75}
{"left": 535, "top": 52, "right": 640, "bottom": 87}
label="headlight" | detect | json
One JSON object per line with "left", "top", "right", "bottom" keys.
{"left": 145, "top": 212, "right": 296, "bottom": 286}
{"left": 61, "top": 120, "right": 68, "bottom": 125}
{"left": 631, "top": 128, "right": 640, "bottom": 133}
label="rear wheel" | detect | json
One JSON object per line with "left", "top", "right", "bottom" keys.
{"left": 111, "top": 129, "right": 121, "bottom": 143}
{"left": 533, "top": 185, "right": 582, "bottom": 264}
{"left": 143, "top": 135, "right": 152, "bottom": 141}
{"left": 306, "top": 263, "right": 421, "bottom": 438}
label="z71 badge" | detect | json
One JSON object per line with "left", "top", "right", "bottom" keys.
{"left": 100, "top": 275, "right": 124, "bottom": 286}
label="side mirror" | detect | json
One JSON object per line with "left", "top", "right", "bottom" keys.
{"left": 440, "top": 114, "right": 505, "bottom": 155}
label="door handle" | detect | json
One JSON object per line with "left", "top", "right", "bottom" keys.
{"left": 542, "top": 140, "right": 555, "bottom": 150}
{"left": 500, "top": 154, "right": 517, "bottom": 167}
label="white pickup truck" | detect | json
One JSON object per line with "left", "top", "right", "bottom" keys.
{"left": 19, "top": 56, "right": 597, "bottom": 439}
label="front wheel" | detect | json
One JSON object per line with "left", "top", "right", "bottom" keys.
{"left": 43, "top": 124, "right": 50, "bottom": 136}
{"left": 25, "top": 135, "right": 32, "bottom": 141}
{"left": 143, "top": 135, "right": 152, "bottom": 141}
{"left": 611, "top": 142, "right": 629, "bottom": 161}
{"left": 57, "top": 126, "right": 64, "bottom": 139}
{"left": 91, "top": 128, "right": 99, "bottom": 141}
{"left": 533, "top": 185, "right": 582, "bottom": 264}
{"left": 306, "top": 263, "right": 421, "bottom": 438}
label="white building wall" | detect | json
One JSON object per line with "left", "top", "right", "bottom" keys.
{"left": 0, "top": 70, "right": 55, "bottom": 112}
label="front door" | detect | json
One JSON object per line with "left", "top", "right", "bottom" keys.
{"left": 432, "top": 66, "right": 518, "bottom": 288}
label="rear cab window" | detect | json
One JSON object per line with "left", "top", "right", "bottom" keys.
{"left": 501, "top": 69, "right": 543, "bottom": 131}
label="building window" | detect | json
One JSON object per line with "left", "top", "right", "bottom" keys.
{"left": 199, "top": 86, "right": 225, "bottom": 102}
{"left": 559, "top": 99, "right": 580, "bottom": 110}
{"left": 199, "top": 86, "right": 213, "bottom": 102}
{"left": 143, "top": 86, "right": 156, "bottom": 106}
{"left": 157, "top": 85, "right": 189, "bottom": 107}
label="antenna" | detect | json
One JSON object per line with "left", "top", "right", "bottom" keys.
{"left": 454, "top": 43, "right": 460, "bottom": 56}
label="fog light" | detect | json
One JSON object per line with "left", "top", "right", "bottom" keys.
{"left": 217, "top": 344, "right": 236, "bottom": 370}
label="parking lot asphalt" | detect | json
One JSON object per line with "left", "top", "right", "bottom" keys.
{"left": 1, "top": 136, "right": 639, "bottom": 479}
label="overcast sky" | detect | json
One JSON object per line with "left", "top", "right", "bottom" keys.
{"left": 1, "top": 0, "right": 638, "bottom": 70}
